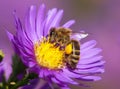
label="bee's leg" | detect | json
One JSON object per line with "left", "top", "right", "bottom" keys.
{"left": 60, "top": 46, "right": 65, "bottom": 50}
{"left": 53, "top": 39, "right": 61, "bottom": 47}
{"left": 54, "top": 43, "right": 60, "bottom": 48}
{"left": 49, "top": 36, "right": 54, "bottom": 43}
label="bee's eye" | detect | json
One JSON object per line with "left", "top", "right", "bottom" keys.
{"left": 52, "top": 32, "right": 54, "bottom": 34}
{"left": 50, "top": 31, "right": 55, "bottom": 36}
{"left": 50, "top": 28, "right": 56, "bottom": 35}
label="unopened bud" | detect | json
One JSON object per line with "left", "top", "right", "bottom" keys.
{"left": 0, "top": 50, "right": 4, "bottom": 62}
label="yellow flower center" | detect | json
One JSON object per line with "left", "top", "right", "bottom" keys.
{"left": 34, "top": 39, "right": 66, "bottom": 70}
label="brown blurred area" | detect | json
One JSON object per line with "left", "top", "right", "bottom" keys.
{"left": 0, "top": 0, "right": 120, "bottom": 89}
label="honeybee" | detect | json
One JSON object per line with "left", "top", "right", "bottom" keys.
{"left": 48, "top": 27, "right": 81, "bottom": 70}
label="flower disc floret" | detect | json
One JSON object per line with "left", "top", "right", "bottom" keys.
{"left": 34, "top": 39, "right": 65, "bottom": 70}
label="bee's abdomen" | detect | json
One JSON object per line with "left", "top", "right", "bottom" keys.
{"left": 72, "top": 40, "right": 80, "bottom": 49}
{"left": 72, "top": 50, "right": 80, "bottom": 55}
{"left": 67, "top": 40, "right": 80, "bottom": 70}
{"left": 71, "top": 55, "right": 79, "bottom": 61}
{"left": 71, "top": 40, "right": 80, "bottom": 57}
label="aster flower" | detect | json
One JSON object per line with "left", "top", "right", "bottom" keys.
{"left": 0, "top": 50, "right": 12, "bottom": 83}
{"left": 7, "top": 4, "right": 105, "bottom": 89}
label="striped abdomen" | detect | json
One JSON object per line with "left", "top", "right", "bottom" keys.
{"left": 67, "top": 40, "right": 80, "bottom": 70}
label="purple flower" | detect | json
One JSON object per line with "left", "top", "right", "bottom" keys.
{"left": 7, "top": 4, "right": 105, "bottom": 89}
{"left": 0, "top": 50, "right": 12, "bottom": 82}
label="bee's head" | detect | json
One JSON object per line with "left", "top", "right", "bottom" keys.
{"left": 49, "top": 27, "right": 56, "bottom": 36}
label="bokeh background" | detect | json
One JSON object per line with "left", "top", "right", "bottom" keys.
{"left": 0, "top": 0, "right": 120, "bottom": 89}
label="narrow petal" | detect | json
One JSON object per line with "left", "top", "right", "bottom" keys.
{"left": 55, "top": 73, "right": 79, "bottom": 85}
{"left": 62, "top": 69, "right": 80, "bottom": 78}
{"left": 6, "top": 31, "right": 14, "bottom": 41}
{"left": 81, "top": 48, "right": 102, "bottom": 59}
{"left": 44, "top": 8, "right": 57, "bottom": 35}
{"left": 29, "top": 5, "right": 38, "bottom": 42}
{"left": 78, "top": 76, "right": 102, "bottom": 81}
{"left": 74, "top": 67, "right": 105, "bottom": 74}
{"left": 3, "top": 59, "right": 12, "bottom": 81}
{"left": 51, "top": 77, "right": 62, "bottom": 84}
{"left": 63, "top": 20, "right": 75, "bottom": 28}
{"left": 25, "top": 9, "right": 34, "bottom": 42}
{"left": 29, "top": 6, "right": 36, "bottom": 32}
{"left": 48, "top": 10, "right": 63, "bottom": 29}
{"left": 28, "top": 61, "right": 36, "bottom": 68}
{"left": 81, "top": 40, "right": 97, "bottom": 50}
{"left": 77, "top": 61, "right": 105, "bottom": 69}
{"left": 36, "top": 4, "right": 45, "bottom": 39}
{"left": 39, "top": 69, "right": 45, "bottom": 78}
{"left": 79, "top": 56, "right": 103, "bottom": 64}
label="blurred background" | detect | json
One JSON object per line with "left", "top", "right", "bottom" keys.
{"left": 0, "top": 0, "right": 120, "bottom": 89}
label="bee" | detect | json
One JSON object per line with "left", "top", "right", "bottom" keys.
{"left": 48, "top": 27, "right": 81, "bottom": 70}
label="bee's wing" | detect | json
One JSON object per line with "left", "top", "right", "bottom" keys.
{"left": 71, "top": 32, "right": 88, "bottom": 41}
